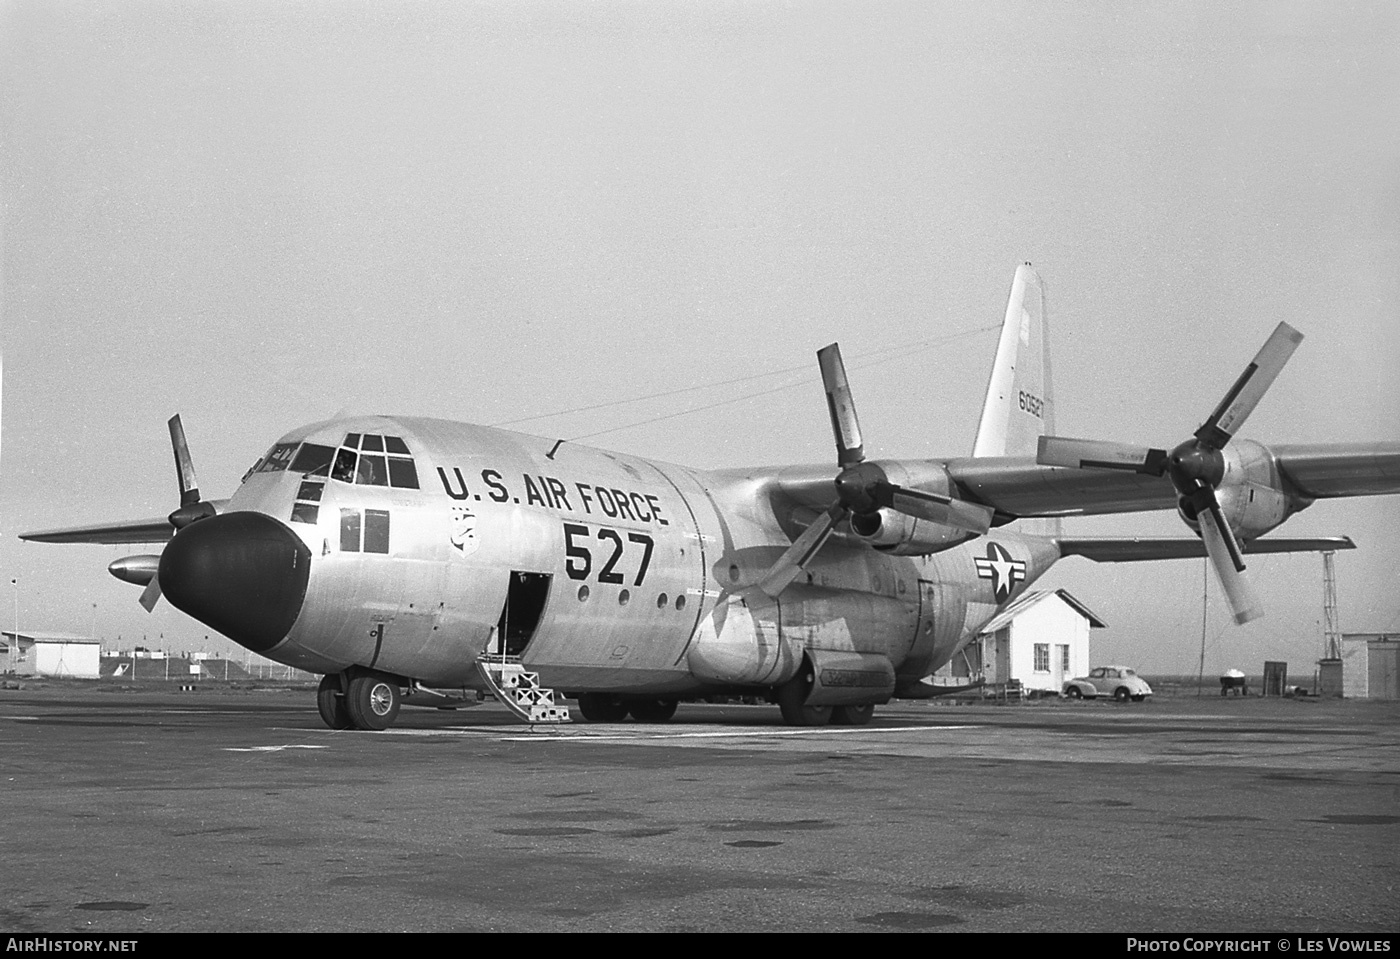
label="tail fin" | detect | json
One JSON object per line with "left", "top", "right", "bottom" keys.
{"left": 972, "top": 263, "right": 1054, "bottom": 457}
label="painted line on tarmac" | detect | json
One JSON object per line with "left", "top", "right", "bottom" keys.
{"left": 223, "top": 744, "right": 329, "bottom": 752}
{"left": 500, "top": 723, "right": 982, "bottom": 743}
{"left": 283, "top": 724, "right": 982, "bottom": 742}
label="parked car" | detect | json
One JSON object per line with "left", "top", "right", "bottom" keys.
{"left": 1063, "top": 666, "right": 1153, "bottom": 702}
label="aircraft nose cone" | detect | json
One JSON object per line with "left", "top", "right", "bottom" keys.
{"left": 159, "top": 511, "right": 311, "bottom": 653}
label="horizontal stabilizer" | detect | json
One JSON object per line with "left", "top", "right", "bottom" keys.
{"left": 1059, "top": 536, "right": 1355, "bottom": 563}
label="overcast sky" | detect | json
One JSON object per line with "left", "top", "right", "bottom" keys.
{"left": 3, "top": 1, "right": 1397, "bottom": 675}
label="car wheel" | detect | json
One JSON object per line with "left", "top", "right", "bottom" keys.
{"left": 1065, "top": 686, "right": 1082, "bottom": 699}
{"left": 1113, "top": 686, "right": 1130, "bottom": 703}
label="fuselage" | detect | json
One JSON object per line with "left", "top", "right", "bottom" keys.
{"left": 164, "top": 415, "right": 1061, "bottom": 698}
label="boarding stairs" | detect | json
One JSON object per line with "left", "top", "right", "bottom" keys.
{"left": 475, "top": 656, "right": 572, "bottom": 724}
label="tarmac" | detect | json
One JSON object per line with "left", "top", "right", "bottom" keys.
{"left": 0, "top": 682, "right": 1396, "bottom": 933}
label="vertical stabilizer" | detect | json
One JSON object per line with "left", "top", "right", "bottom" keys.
{"left": 972, "top": 263, "right": 1054, "bottom": 458}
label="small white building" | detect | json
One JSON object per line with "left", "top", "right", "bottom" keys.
{"left": 937, "top": 589, "right": 1106, "bottom": 694}
{"left": 1, "top": 631, "right": 102, "bottom": 679}
{"left": 1340, "top": 633, "right": 1399, "bottom": 700}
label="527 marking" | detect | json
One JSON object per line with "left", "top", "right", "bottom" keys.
{"left": 563, "top": 523, "right": 655, "bottom": 586}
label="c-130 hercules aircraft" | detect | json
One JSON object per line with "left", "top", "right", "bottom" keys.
{"left": 23, "top": 265, "right": 1400, "bottom": 729}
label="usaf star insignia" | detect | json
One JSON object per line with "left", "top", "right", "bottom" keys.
{"left": 974, "top": 542, "right": 1027, "bottom": 602}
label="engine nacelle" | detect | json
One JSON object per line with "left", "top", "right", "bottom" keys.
{"left": 1175, "top": 439, "right": 1300, "bottom": 541}
{"left": 843, "top": 459, "right": 977, "bottom": 555}
{"left": 849, "top": 508, "right": 968, "bottom": 555}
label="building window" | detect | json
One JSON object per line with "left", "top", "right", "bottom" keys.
{"left": 1033, "top": 643, "right": 1050, "bottom": 673}
{"left": 1058, "top": 644, "right": 1071, "bottom": 674}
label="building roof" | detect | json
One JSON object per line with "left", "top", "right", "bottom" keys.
{"left": 1, "top": 630, "right": 100, "bottom": 646}
{"left": 977, "top": 589, "right": 1107, "bottom": 634}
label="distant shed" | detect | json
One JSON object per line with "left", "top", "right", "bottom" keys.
{"left": 1341, "top": 633, "right": 1399, "bottom": 700}
{"left": 1, "top": 631, "right": 101, "bottom": 679}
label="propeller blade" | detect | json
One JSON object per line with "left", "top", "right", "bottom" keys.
{"left": 875, "top": 483, "right": 995, "bottom": 534}
{"left": 166, "top": 414, "right": 218, "bottom": 529}
{"left": 1197, "top": 503, "right": 1262, "bottom": 625}
{"left": 1037, "top": 436, "right": 1170, "bottom": 475}
{"left": 817, "top": 344, "right": 864, "bottom": 467}
{"left": 168, "top": 414, "right": 202, "bottom": 507}
{"left": 757, "top": 505, "right": 844, "bottom": 598}
{"left": 138, "top": 572, "right": 163, "bottom": 613}
{"left": 1195, "top": 322, "right": 1303, "bottom": 449}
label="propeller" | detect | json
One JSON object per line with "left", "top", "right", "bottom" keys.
{"left": 139, "top": 415, "right": 220, "bottom": 611}
{"left": 1037, "top": 322, "right": 1303, "bottom": 624}
{"left": 756, "top": 344, "right": 994, "bottom": 597}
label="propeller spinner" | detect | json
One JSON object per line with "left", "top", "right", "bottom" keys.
{"left": 756, "top": 344, "right": 994, "bottom": 598}
{"left": 1037, "top": 322, "right": 1304, "bottom": 624}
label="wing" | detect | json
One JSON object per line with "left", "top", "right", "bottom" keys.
{"left": 947, "top": 442, "right": 1400, "bottom": 518}
{"left": 20, "top": 517, "right": 175, "bottom": 545}
{"left": 1271, "top": 443, "right": 1400, "bottom": 498}
{"left": 19, "top": 500, "right": 229, "bottom": 545}
{"left": 946, "top": 456, "right": 1177, "bottom": 517}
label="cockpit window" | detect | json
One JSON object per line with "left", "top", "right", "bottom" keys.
{"left": 290, "top": 443, "right": 336, "bottom": 476}
{"left": 330, "top": 433, "right": 419, "bottom": 489}
{"left": 332, "top": 448, "right": 358, "bottom": 484}
{"left": 388, "top": 457, "right": 418, "bottom": 488}
{"left": 356, "top": 454, "right": 389, "bottom": 486}
{"left": 256, "top": 443, "right": 298, "bottom": 473}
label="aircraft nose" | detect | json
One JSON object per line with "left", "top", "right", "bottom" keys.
{"left": 159, "top": 511, "right": 311, "bottom": 653}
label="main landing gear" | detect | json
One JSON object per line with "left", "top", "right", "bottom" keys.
{"left": 318, "top": 670, "right": 402, "bottom": 731}
{"left": 575, "top": 693, "right": 679, "bottom": 723}
{"left": 775, "top": 667, "right": 876, "bottom": 727}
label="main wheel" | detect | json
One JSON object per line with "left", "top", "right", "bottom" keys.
{"left": 345, "top": 674, "right": 401, "bottom": 730}
{"left": 831, "top": 703, "right": 874, "bottom": 726}
{"left": 628, "top": 698, "right": 678, "bottom": 723}
{"left": 776, "top": 668, "right": 831, "bottom": 727}
{"left": 316, "top": 674, "right": 352, "bottom": 730}
{"left": 577, "top": 692, "right": 629, "bottom": 722}
{"left": 1113, "top": 686, "right": 1130, "bottom": 703}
